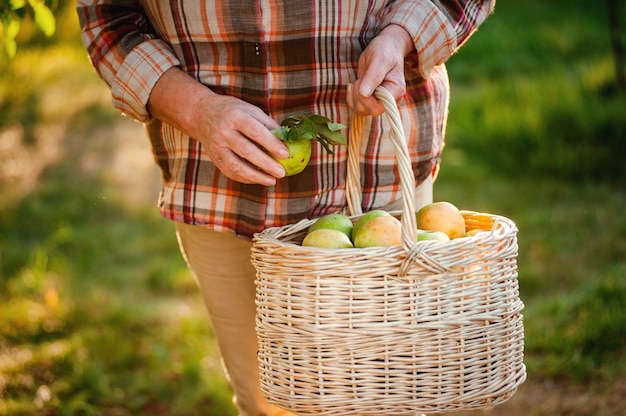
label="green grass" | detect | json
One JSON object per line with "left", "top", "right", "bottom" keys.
{"left": 435, "top": 171, "right": 626, "bottom": 382}
{"left": 1, "top": 0, "right": 626, "bottom": 414}
{"left": 438, "top": 0, "right": 626, "bottom": 388}
{"left": 0, "top": 170, "right": 235, "bottom": 415}
{"left": 446, "top": 0, "right": 626, "bottom": 183}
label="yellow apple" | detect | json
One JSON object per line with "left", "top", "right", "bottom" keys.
{"left": 415, "top": 201, "right": 466, "bottom": 239}
{"left": 351, "top": 209, "right": 391, "bottom": 242}
{"left": 273, "top": 139, "right": 312, "bottom": 176}
{"left": 353, "top": 215, "right": 402, "bottom": 248}
{"left": 271, "top": 115, "right": 346, "bottom": 177}
{"left": 302, "top": 229, "right": 354, "bottom": 249}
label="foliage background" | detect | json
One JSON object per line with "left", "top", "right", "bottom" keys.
{"left": 1, "top": 0, "right": 625, "bottom": 415}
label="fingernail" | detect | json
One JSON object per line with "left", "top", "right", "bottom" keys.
{"left": 360, "top": 82, "right": 373, "bottom": 97}
{"left": 264, "top": 175, "right": 278, "bottom": 186}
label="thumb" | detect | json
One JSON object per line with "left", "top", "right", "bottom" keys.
{"left": 359, "top": 79, "right": 375, "bottom": 98}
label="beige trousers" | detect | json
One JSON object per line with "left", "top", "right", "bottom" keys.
{"left": 175, "top": 176, "right": 433, "bottom": 416}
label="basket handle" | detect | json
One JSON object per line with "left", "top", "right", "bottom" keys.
{"left": 345, "top": 86, "right": 418, "bottom": 251}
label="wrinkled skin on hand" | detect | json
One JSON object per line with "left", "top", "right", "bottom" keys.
{"left": 148, "top": 68, "right": 289, "bottom": 186}
{"left": 347, "top": 24, "right": 413, "bottom": 116}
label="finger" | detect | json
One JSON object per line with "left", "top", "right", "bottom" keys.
{"left": 214, "top": 147, "right": 280, "bottom": 186}
{"left": 227, "top": 133, "right": 286, "bottom": 179}
{"left": 241, "top": 117, "right": 289, "bottom": 160}
{"left": 350, "top": 80, "right": 385, "bottom": 116}
{"left": 357, "top": 60, "right": 387, "bottom": 99}
{"left": 346, "top": 83, "right": 355, "bottom": 110}
{"left": 379, "top": 72, "right": 407, "bottom": 103}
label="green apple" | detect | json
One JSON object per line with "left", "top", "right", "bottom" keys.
{"left": 274, "top": 139, "right": 312, "bottom": 176}
{"left": 308, "top": 213, "right": 353, "bottom": 239}
{"left": 302, "top": 229, "right": 354, "bottom": 249}
{"left": 271, "top": 115, "right": 346, "bottom": 177}
{"left": 417, "top": 229, "right": 450, "bottom": 242}
{"left": 351, "top": 209, "right": 391, "bottom": 242}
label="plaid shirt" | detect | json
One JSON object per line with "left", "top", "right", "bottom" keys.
{"left": 77, "top": 0, "right": 495, "bottom": 238}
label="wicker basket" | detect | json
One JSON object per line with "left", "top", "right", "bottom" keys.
{"left": 251, "top": 87, "right": 526, "bottom": 415}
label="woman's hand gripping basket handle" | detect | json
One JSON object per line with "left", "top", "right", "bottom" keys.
{"left": 346, "top": 86, "right": 418, "bottom": 258}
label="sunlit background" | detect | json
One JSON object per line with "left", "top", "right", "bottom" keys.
{"left": 1, "top": 0, "right": 625, "bottom": 415}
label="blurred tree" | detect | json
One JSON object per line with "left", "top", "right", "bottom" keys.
{"left": 0, "top": 0, "right": 55, "bottom": 59}
{"left": 607, "top": 0, "right": 625, "bottom": 90}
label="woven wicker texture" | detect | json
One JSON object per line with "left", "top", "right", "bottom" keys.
{"left": 251, "top": 87, "right": 526, "bottom": 415}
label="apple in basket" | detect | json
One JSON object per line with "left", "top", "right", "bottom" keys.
{"left": 350, "top": 209, "right": 391, "bottom": 242}
{"left": 302, "top": 229, "right": 354, "bottom": 249}
{"left": 307, "top": 213, "right": 353, "bottom": 239}
{"left": 353, "top": 215, "right": 403, "bottom": 248}
{"left": 417, "top": 229, "right": 450, "bottom": 242}
{"left": 415, "top": 201, "right": 466, "bottom": 239}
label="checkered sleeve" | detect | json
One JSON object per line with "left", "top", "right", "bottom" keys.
{"left": 380, "top": 0, "right": 495, "bottom": 77}
{"left": 76, "top": 0, "right": 180, "bottom": 122}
